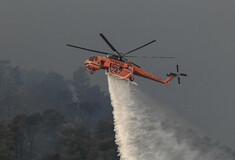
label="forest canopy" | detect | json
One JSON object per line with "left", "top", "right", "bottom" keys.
{"left": 0, "top": 60, "right": 119, "bottom": 160}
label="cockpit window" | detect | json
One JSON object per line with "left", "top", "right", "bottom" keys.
{"left": 89, "top": 56, "right": 98, "bottom": 61}
{"left": 89, "top": 57, "right": 94, "bottom": 61}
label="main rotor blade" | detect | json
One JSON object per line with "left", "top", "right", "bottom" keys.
{"left": 124, "top": 40, "right": 156, "bottom": 55}
{"left": 176, "top": 64, "right": 179, "bottom": 72}
{"left": 178, "top": 77, "right": 181, "bottom": 87}
{"left": 66, "top": 44, "right": 110, "bottom": 55}
{"left": 99, "top": 33, "right": 119, "bottom": 54}
{"left": 125, "top": 55, "right": 175, "bottom": 59}
{"left": 180, "top": 73, "right": 189, "bottom": 77}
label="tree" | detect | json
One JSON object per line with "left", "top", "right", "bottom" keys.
{"left": 25, "top": 113, "right": 43, "bottom": 155}
{"left": 38, "top": 72, "right": 73, "bottom": 109}
{"left": 56, "top": 126, "right": 98, "bottom": 160}
{"left": 94, "top": 118, "right": 119, "bottom": 160}
{"left": 42, "top": 152, "right": 60, "bottom": 160}
{"left": 8, "top": 114, "right": 27, "bottom": 159}
{"left": 42, "top": 109, "right": 65, "bottom": 133}
{"left": 0, "top": 60, "right": 24, "bottom": 122}
{"left": 0, "top": 123, "right": 14, "bottom": 160}
{"left": 72, "top": 67, "right": 112, "bottom": 128}
{"left": 41, "top": 109, "right": 65, "bottom": 153}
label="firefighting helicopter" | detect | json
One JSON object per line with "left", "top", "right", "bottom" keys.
{"left": 67, "top": 33, "right": 188, "bottom": 86}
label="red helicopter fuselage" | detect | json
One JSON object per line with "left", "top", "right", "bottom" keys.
{"left": 85, "top": 54, "right": 175, "bottom": 84}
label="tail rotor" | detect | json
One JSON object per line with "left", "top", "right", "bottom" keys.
{"left": 167, "top": 64, "right": 189, "bottom": 87}
{"left": 176, "top": 64, "right": 189, "bottom": 87}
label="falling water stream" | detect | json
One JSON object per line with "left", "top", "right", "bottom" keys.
{"left": 107, "top": 75, "right": 234, "bottom": 160}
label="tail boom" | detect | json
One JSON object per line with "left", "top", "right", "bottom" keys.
{"left": 133, "top": 67, "right": 174, "bottom": 84}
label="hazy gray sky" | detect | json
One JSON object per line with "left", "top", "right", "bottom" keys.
{"left": 1, "top": 0, "right": 235, "bottom": 148}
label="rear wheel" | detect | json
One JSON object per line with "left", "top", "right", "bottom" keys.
{"left": 130, "top": 76, "right": 134, "bottom": 81}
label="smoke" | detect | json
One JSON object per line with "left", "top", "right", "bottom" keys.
{"left": 107, "top": 75, "right": 234, "bottom": 160}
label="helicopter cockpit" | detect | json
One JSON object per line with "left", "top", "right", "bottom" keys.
{"left": 89, "top": 56, "right": 98, "bottom": 61}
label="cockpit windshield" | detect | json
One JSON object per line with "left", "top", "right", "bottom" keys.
{"left": 89, "top": 56, "right": 97, "bottom": 61}
{"left": 89, "top": 57, "right": 94, "bottom": 61}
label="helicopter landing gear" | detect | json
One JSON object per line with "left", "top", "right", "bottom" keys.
{"left": 130, "top": 76, "right": 134, "bottom": 81}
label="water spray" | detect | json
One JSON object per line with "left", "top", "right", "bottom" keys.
{"left": 107, "top": 75, "right": 234, "bottom": 160}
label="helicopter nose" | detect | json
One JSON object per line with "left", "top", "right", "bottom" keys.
{"left": 84, "top": 59, "right": 90, "bottom": 67}
{"left": 84, "top": 59, "right": 101, "bottom": 70}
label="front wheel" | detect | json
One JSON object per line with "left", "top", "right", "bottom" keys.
{"left": 90, "top": 70, "right": 94, "bottom": 74}
{"left": 130, "top": 76, "right": 134, "bottom": 81}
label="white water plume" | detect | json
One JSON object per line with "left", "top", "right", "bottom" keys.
{"left": 107, "top": 75, "right": 234, "bottom": 160}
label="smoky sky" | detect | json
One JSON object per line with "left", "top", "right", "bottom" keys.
{"left": 0, "top": 0, "right": 235, "bottom": 148}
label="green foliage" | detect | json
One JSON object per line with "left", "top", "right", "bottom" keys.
{"left": 8, "top": 114, "right": 27, "bottom": 146}
{"left": 0, "top": 123, "right": 15, "bottom": 160}
{"left": 94, "top": 118, "right": 118, "bottom": 160}
{"left": 56, "top": 126, "right": 96, "bottom": 160}
{"left": 72, "top": 67, "right": 112, "bottom": 128}
{"left": 0, "top": 110, "right": 65, "bottom": 160}
{"left": 42, "top": 109, "right": 65, "bottom": 135}
{"left": 0, "top": 113, "right": 119, "bottom": 160}
{"left": 95, "top": 118, "right": 115, "bottom": 140}
{"left": 25, "top": 113, "right": 43, "bottom": 133}
{"left": 39, "top": 72, "right": 71, "bottom": 105}
{"left": 42, "top": 152, "right": 60, "bottom": 160}
{"left": 54, "top": 118, "right": 119, "bottom": 160}
{"left": 0, "top": 60, "right": 118, "bottom": 160}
